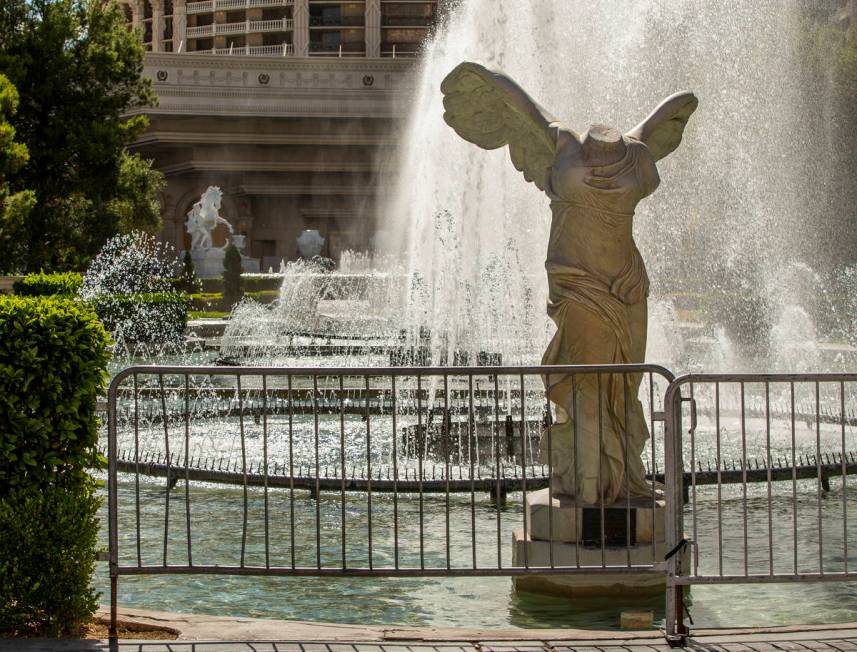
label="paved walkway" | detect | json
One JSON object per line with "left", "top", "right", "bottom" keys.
{"left": 2, "top": 609, "right": 856, "bottom": 652}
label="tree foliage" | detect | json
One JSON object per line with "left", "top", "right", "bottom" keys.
{"left": 0, "top": 74, "right": 35, "bottom": 270}
{"left": 0, "top": 0, "right": 163, "bottom": 272}
{"left": 223, "top": 244, "right": 244, "bottom": 307}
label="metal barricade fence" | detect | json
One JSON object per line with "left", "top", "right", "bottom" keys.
{"left": 664, "top": 373, "right": 857, "bottom": 641}
{"left": 106, "top": 364, "right": 674, "bottom": 636}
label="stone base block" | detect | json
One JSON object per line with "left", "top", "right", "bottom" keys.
{"left": 511, "top": 529, "right": 666, "bottom": 598}
{"left": 526, "top": 487, "right": 665, "bottom": 545}
{"left": 187, "top": 249, "right": 260, "bottom": 277}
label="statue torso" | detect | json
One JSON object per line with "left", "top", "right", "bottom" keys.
{"left": 545, "top": 135, "right": 660, "bottom": 303}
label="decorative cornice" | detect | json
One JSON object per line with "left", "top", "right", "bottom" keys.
{"left": 133, "top": 131, "right": 397, "bottom": 146}
{"left": 159, "top": 160, "right": 377, "bottom": 176}
{"left": 143, "top": 51, "right": 418, "bottom": 73}
{"left": 136, "top": 52, "right": 418, "bottom": 117}
{"left": 235, "top": 184, "right": 389, "bottom": 196}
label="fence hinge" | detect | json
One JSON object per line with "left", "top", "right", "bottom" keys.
{"left": 96, "top": 551, "right": 110, "bottom": 562}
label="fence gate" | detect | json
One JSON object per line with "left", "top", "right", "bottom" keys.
{"left": 664, "top": 373, "right": 857, "bottom": 641}
{"left": 107, "top": 363, "right": 676, "bottom": 637}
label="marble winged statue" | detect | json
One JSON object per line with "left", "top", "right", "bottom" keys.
{"left": 187, "top": 186, "right": 234, "bottom": 251}
{"left": 441, "top": 61, "right": 697, "bottom": 505}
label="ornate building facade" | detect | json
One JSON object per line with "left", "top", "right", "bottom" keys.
{"left": 122, "top": 1, "right": 440, "bottom": 269}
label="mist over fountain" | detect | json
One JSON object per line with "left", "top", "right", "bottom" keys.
{"left": 219, "top": 0, "right": 853, "bottom": 374}
{"left": 378, "top": 0, "right": 845, "bottom": 373}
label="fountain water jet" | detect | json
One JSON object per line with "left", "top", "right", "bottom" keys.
{"left": 379, "top": 0, "right": 841, "bottom": 373}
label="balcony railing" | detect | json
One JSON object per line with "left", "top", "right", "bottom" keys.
{"left": 381, "top": 16, "right": 433, "bottom": 27}
{"left": 380, "top": 42, "right": 420, "bottom": 57}
{"left": 308, "top": 43, "right": 365, "bottom": 56}
{"left": 309, "top": 15, "right": 365, "bottom": 27}
{"left": 187, "top": 0, "right": 293, "bottom": 14}
{"left": 187, "top": 17, "right": 294, "bottom": 38}
{"left": 187, "top": 43, "right": 295, "bottom": 55}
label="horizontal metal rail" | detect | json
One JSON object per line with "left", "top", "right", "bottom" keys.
{"left": 106, "top": 447, "right": 857, "bottom": 494}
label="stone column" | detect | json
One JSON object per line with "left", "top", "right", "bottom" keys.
{"left": 130, "top": 0, "right": 143, "bottom": 35}
{"left": 151, "top": 0, "right": 164, "bottom": 52}
{"left": 365, "top": 0, "right": 381, "bottom": 58}
{"left": 173, "top": 0, "right": 187, "bottom": 52}
{"left": 293, "top": 0, "right": 309, "bottom": 57}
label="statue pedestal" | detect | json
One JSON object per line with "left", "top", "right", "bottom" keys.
{"left": 512, "top": 488, "right": 669, "bottom": 597}
{"left": 187, "top": 249, "right": 260, "bottom": 277}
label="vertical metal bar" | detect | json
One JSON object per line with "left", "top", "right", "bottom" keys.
{"left": 133, "top": 373, "right": 141, "bottom": 567}
{"left": 598, "top": 372, "right": 605, "bottom": 568}
{"left": 572, "top": 374, "right": 579, "bottom": 568}
{"left": 494, "top": 373, "right": 502, "bottom": 569}
{"left": 546, "top": 372, "right": 554, "bottom": 569}
{"left": 313, "top": 375, "right": 321, "bottom": 570}
{"left": 520, "top": 373, "right": 529, "bottom": 569}
{"left": 690, "top": 382, "right": 697, "bottom": 576}
{"left": 791, "top": 382, "right": 798, "bottom": 576}
{"left": 108, "top": 375, "right": 121, "bottom": 640}
{"left": 444, "top": 373, "right": 451, "bottom": 570}
{"left": 184, "top": 374, "right": 192, "bottom": 567}
{"left": 664, "top": 379, "right": 685, "bottom": 639}
{"left": 366, "top": 374, "right": 373, "bottom": 570}
{"left": 816, "top": 381, "right": 823, "bottom": 575}
{"left": 238, "top": 375, "right": 248, "bottom": 568}
{"left": 288, "top": 373, "right": 295, "bottom": 570}
{"left": 842, "top": 381, "right": 849, "bottom": 575}
{"left": 340, "top": 375, "right": 347, "bottom": 570}
{"left": 159, "top": 373, "right": 170, "bottom": 566}
{"left": 650, "top": 371, "right": 657, "bottom": 567}
{"left": 765, "top": 381, "right": 773, "bottom": 576}
{"left": 623, "top": 373, "right": 631, "bottom": 568}
{"left": 417, "top": 374, "right": 425, "bottom": 570}
{"left": 391, "top": 375, "right": 399, "bottom": 570}
{"left": 469, "top": 373, "right": 476, "bottom": 569}
{"left": 715, "top": 381, "right": 722, "bottom": 577}
{"left": 741, "top": 381, "right": 748, "bottom": 577}
{"left": 262, "top": 374, "right": 269, "bottom": 569}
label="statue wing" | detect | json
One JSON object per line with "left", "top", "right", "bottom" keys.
{"left": 441, "top": 62, "right": 565, "bottom": 191}
{"left": 626, "top": 91, "right": 698, "bottom": 161}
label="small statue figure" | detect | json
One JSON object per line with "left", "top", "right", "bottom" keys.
{"left": 442, "top": 62, "right": 697, "bottom": 505}
{"left": 296, "top": 229, "right": 325, "bottom": 259}
{"left": 186, "top": 186, "right": 234, "bottom": 251}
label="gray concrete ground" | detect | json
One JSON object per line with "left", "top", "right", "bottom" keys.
{"left": 1, "top": 607, "right": 855, "bottom": 652}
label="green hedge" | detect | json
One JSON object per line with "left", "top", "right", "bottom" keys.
{"left": 90, "top": 292, "right": 188, "bottom": 343}
{"left": 0, "top": 297, "right": 109, "bottom": 491}
{"left": 0, "top": 485, "right": 100, "bottom": 636}
{"left": 200, "top": 275, "right": 282, "bottom": 293}
{"left": 13, "top": 272, "right": 83, "bottom": 297}
{"left": 0, "top": 296, "right": 109, "bottom": 635}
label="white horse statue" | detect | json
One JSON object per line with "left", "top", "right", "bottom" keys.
{"left": 187, "top": 186, "right": 234, "bottom": 251}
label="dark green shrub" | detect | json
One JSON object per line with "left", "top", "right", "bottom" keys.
{"left": 222, "top": 244, "right": 243, "bottom": 307}
{"left": 201, "top": 275, "right": 282, "bottom": 293}
{"left": 0, "top": 296, "right": 109, "bottom": 491}
{"left": 188, "top": 291, "right": 224, "bottom": 311}
{"left": 90, "top": 292, "right": 188, "bottom": 343}
{"left": 245, "top": 290, "right": 278, "bottom": 304}
{"left": 242, "top": 276, "right": 283, "bottom": 292}
{"left": 176, "top": 251, "right": 201, "bottom": 294}
{"left": 0, "top": 484, "right": 100, "bottom": 637}
{"left": 200, "top": 277, "right": 224, "bottom": 292}
{"left": 12, "top": 272, "right": 83, "bottom": 297}
{"left": 0, "top": 296, "right": 108, "bottom": 635}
